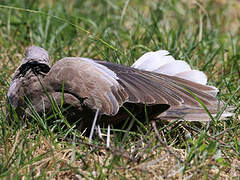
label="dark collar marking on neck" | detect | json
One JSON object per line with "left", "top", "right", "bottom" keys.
{"left": 19, "top": 61, "right": 50, "bottom": 77}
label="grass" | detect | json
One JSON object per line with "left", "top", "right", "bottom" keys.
{"left": 0, "top": 0, "right": 240, "bottom": 179}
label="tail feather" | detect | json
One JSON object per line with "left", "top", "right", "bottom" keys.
{"left": 132, "top": 50, "right": 209, "bottom": 85}
{"left": 132, "top": 50, "right": 219, "bottom": 97}
{"left": 176, "top": 70, "right": 207, "bottom": 85}
{"left": 156, "top": 106, "right": 233, "bottom": 121}
{"left": 132, "top": 50, "right": 233, "bottom": 121}
{"left": 131, "top": 50, "right": 175, "bottom": 71}
{"left": 154, "top": 60, "right": 191, "bottom": 75}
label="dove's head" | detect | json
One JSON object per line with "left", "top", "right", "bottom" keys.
{"left": 22, "top": 46, "right": 50, "bottom": 65}
{"left": 19, "top": 46, "right": 51, "bottom": 76}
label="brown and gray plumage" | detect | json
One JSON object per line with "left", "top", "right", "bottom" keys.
{"left": 6, "top": 46, "right": 231, "bottom": 125}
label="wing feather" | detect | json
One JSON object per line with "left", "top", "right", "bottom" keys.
{"left": 139, "top": 72, "right": 217, "bottom": 106}
{"left": 42, "top": 58, "right": 126, "bottom": 115}
{"left": 41, "top": 57, "right": 222, "bottom": 119}
{"left": 96, "top": 60, "right": 219, "bottom": 110}
{"left": 124, "top": 73, "right": 182, "bottom": 105}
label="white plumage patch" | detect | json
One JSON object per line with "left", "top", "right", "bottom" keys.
{"left": 154, "top": 60, "right": 191, "bottom": 75}
{"left": 132, "top": 50, "right": 175, "bottom": 71}
{"left": 132, "top": 50, "right": 208, "bottom": 85}
{"left": 176, "top": 70, "right": 207, "bottom": 85}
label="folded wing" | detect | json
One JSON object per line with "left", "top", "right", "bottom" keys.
{"left": 42, "top": 57, "right": 128, "bottom": 116}
{"left": 97, "top": 61, "right": 218, "bottom": 107}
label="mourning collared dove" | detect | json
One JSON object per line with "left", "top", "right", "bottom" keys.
{"left": 6, "top": 46, "right": 231, "bottom": 127}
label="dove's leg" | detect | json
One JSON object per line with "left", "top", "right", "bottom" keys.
{"left": 89, "top": 109, "right": 99, "bottom": 143}
{"left": 106, "top": 124, "right": 111, "bottom": 148}
{"left": 97, "top": 125, "right": 104, "bottom": 140}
